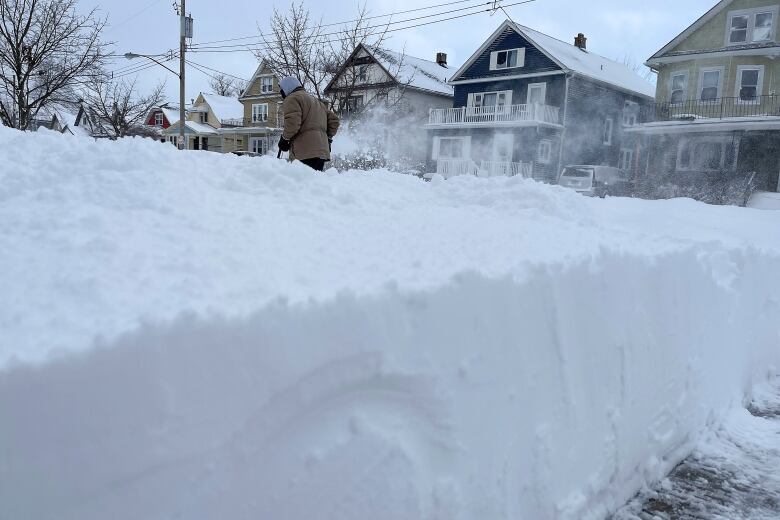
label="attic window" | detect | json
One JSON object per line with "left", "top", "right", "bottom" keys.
{"left": 260, "top": 77, "right": 274, "bottom": 93}
{"left": 154, "top": 113, "right": 163, "bottom": 126}
{"left": 726, "top": 7, "right": 777, "bottom": 45}
{"left": 490, "top": 48, "right": 525, "bottom": 70}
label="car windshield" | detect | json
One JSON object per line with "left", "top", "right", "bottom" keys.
{"left": 561, "top": 167, "right": 593, "bottom": 179}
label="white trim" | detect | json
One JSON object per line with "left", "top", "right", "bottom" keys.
{"left": 252, "top": 103, "right": 269, "bottom": 123}
{"left": 669, "top": 70, "right": 690, "bottom": 105}
{"left": 603, "top": 118, "right": 614, "bottom": 146}
{"left": 259, "top": 75, "right": 274, "bottom": 94}
{"left": 526, "top": 82, "right": 547, "bottom": 104}
{"left": 647, "top": 45, "right": 780, "bottom": 67}
{"left": 626, "top": 116, "right": 780, "bottom": 134}
{"left": 468, "top": 90, "right": 513, "bottom": 108}
{"left": 489, "top": 48, "right": 526, "bottom": 70}
{"left": 724, "top": 6, "right": 778, "bottom": 46}
{"left": 650, "top": 0, "right": 735, "bottom": 59}
{"left": 735, "top": 64, "right": 765, "bottom": 104}
{"left": 697, "top": 66, "right": 725, "bottom": 103}
{"left": 450, "top": 70, "right": 564, "bottom": 85}
{"left": 432, "top": 135, "right": 471, "bottom": 160}
{"left": 537, "top": 139, "right": 552, "bottom": 164}
{"left": 250, "top": 137, "right": 268, "bottom": 155}
{"left": 619, "top": 148, "right": 634, "bottom": 170}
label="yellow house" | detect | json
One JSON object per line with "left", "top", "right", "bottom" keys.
{"left": 219, "top": 61, "right": 283, "bottom": 156}
{"left": 163, "top": 93, "right": 243, "bottom": 152}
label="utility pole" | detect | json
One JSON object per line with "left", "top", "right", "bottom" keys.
{"left": 178, "top": 0, "right": 186, "bottom": 150}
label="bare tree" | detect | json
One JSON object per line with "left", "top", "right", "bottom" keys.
{"left": 208, "top": 73, "right": 244, "bottom": 97}
{"left": 257, "top": 2, "right": 408, "bottom": 113}
{"left": 0, "top": 0, "right": 109, "bottom": 129}
{"left": 621, "top": 54, "right": 656, "bottom": 83}
{"left": 84, "top": 75, "right": 166, "bottom": 138}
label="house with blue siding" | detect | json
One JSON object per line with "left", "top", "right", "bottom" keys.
{"left": 426, "top": 20, "right": 655, "bottom": 181}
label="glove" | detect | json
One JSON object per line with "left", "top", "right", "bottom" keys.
{"left": 278, "top": 136, "right": 291, "bottom": 152}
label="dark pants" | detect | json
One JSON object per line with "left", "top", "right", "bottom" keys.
{"left": 300, "top": 158, "right": 326, "bottom": 172}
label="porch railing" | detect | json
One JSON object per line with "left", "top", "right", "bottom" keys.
{"left": 640, "top": 94, "right": 780, "bottom": 122}
{"left": 436, "top": 159, "right": 533, "bottom": 179}
{"left": 428, "top": 104, "right": 560, "bottom": 126}
{"left": 220, "top": 114, "right": 283, "bottom": 128}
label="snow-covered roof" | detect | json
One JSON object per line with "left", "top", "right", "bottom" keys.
{"left": 57, "top": 110, "right": 94, "bottom": 138}
{"left": 367, "top": 47, "right": 454, "bottom": 97}
{"left": 510, "top": 23, "right": 655, "bottom": 99}
{"left": 200, "top": 93, "right": 244, "bottom": 121}
{"left": 164, "top": 120, "right": 219, "bottom": 135}
{"left": 161, "top": 107, "right": 182, "bottom": 125}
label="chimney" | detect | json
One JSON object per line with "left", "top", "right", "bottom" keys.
{"left": 436, "top": 52, "right": 448, "bottom": 67}
{"left": 574, "top": 33, "right": 587, "bottom": 51}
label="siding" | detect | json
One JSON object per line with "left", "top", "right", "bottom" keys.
{"left": 453, "top": 74, "right": 566, "bottom": 114}
{"left": 457, "top": 26, "right": 560, "bottom": 80}
{"left": 562, "top": 76, "right": 648, "bottom": 169}
{"left": 670, "top": 0, "right": 780, "bottom": 53}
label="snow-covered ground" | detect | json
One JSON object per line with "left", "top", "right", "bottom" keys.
{"left": 614, "top": 378, "right": 780, "bottom": 520}
{"left": 748, "top": 190, "right": 780, "bottom": 210}
{"left": 0, "top": 127, "right": 779, "bottom": 520}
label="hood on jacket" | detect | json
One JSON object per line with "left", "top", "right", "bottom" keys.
{"left": 279, "top": 76, "right": 303, "bottom": 98}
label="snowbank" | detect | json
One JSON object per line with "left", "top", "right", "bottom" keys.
{"left": 1, "top": 127, "right": 779, "bottom": 519}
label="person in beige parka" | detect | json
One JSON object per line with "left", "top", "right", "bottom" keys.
{"left": 277, "top": 76, "right": 340, "bottom": 171}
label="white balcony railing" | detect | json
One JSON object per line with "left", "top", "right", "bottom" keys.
{"left": 428, "top": 104, "right": 560, "bottom": 126}
{"left": 436, "top": 159, "right": 533, "bottom": 179}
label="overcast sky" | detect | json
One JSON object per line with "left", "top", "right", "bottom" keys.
{"left": 77, "top": 0, "right": 717, "bottom": 102}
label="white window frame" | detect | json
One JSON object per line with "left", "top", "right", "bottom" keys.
{"left": 526, "top": 82, "right": 547, "bottom": 105}
{"left": 432, "top": 136, "right": 471, "bottom": 160}
{"left": 676, "top": 137, "right": 738, "bottom": 172}
{"left": 725, "top": 6, "right": 778, "bottom": 46}
{"left": 735, "top": 65, "right": 764, "bottom": 104}
{"left": 468, "top": 90, "right": 513, "bottom": 110}
{"left": 489, "top": 48, "right": 526, "bottom": 70}
{"left": 154, "top": 112, "right": 164, "bottom": 126}
{"left": 697, "top": 66, "right": 725, "bottom": 104}
{"left": 669, "top": 71, "right": 689, "bottom": 106}
{"left": 260, "top": 76, "right": 274, "bottom": 94}
{"left": 357, "top": 65, "right": 368, "bottom": 83}
{"left": 622, "top": 101, "right": 639, "bottom": 126}
{"left": 619, "top": 148, "right": 634, "bottom": 171}
{"left": 603, "top": 118, "right": 613, "bottom": 146}
{"left": 537, "top": 139, "right": 552, "bottom": 164}
{"left": 199, "top": 111, "right": 208, "bottom": 123}
{"left": 252, "top": 103, "right": 269, "bottom": 123}
{"left": 250, "top": 137, "right": 267, "bottom": 155}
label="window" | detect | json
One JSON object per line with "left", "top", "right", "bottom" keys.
{"left": 736, "top": 65, "right": 764, "bottom": 103}
{"left": 260, "top": 77, "right": 274, "bottom": 93}
{"left": 698, "top": 68, "right": 723, "bottom": 102}
{"left": 489, "top": 48, "right": 525, "bottom": 70}
{"left": 434, "top": 136, "right": 469, "bottom": 159}
{"left": 344, "top": 96, "right": 363, "bottom": 113}
{"left": 200, "top": 112, "right": 208, "bottom": 123}
{"left": 726, "top": 7, "right": 777, "bottom": 45}
{"left": 527, "top": 83, "right": 546, "bottom": 105}
{"left": 357, "top": 65, "right": 368, "bottom": 83}
{"left": 537, "top": 140, "right": 552, "bottom": 164}
{"left": 619, "top": 148, "right": 634, "bottom": 171}
{"left": 670, "top": 72, "right": 688, "bottom": 105}
{"left": 154, "top": 112, "right": 164, "bottom": 126}
{"left": 202, "top": 137, "right": 209, "bottom": 151}
{"left": 251, "top": 137, "right": 267, "bottom": 155}
{"left": 252, "top": 103, "right": 269, "bottom": 123}
{"left": 469, "top": 91, "right": 512, "bottom": 109}
{"left": 676, "top": 138, "right": 738, "bottom": 171}
{"left": 623, "top": 101, "right": 639, "bottom": 126}
{"left": 603, "top": 118, "right": 613, "bottom": 146}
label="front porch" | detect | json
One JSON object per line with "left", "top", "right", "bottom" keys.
{"left": 434, "top": 159, "right": 534, "bottom": 179}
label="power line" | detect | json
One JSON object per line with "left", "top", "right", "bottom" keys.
{"left": 188, "top": 0, "right": 536, "bottom": 55}
{"left": 193, "top": 0, "right": 484, "bottom": 47}
{"left": 110, "top": 0, "right": 165, "bottom": 31}
{"left": 185, "top": 59, "right": 246, "bottom": 82}
{"left": 190, "top": 0, "right": 493, "bottom": 52}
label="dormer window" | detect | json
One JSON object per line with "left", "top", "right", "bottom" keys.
{"left": 726, "top": 7, "right": 777, "bottom": 45}
{"left": 490, "top": 48, "right": 525, "bottom": 70}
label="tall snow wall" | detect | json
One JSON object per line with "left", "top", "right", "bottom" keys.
{"left": 0, "top": 127, "right": 779, "bottom": 519}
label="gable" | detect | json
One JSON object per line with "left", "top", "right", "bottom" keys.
{"left": 323, "top": 44, "right": 395, "bottom": 94}
{"left": 669, "top": 0, "right": 779, "bottom": 54}
{"left": 453, "top": 25, "right": 561, "bottom": 81}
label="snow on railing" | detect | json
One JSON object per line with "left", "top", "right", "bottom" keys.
{"left": 428, "top": 104, "right": 560, "bottom": 126}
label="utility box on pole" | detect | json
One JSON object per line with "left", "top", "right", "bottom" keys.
{"left": 184, "top": 15, "right": 194, "bottom": 39}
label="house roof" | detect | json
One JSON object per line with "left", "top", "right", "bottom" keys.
{"left": 450, "top": 20, "right": 655, "bottom": 99}
{"left": 366, "top": 47, "right": 455, "bottom": 96}
{"left": 200, "top": 93, "right": 244, "bottom": 121}
{"left": 164, "top": 120, "right": 219, "bottom": 135}
{"left": 56, "top": 110, "right": 93, "bottom": 138}
{"left": 649, "top": 0, "right": 734, "bottom": 60}
{"left": 324, "top": 44, "right": 455, "bottom": 97}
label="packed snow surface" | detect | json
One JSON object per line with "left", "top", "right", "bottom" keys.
{"left": 1, "top": 127, "right": 779, "bottom": 520}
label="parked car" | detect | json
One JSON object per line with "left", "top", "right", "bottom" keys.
{"left": 557, "top": 165, "right": 632, "bottom": 197}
